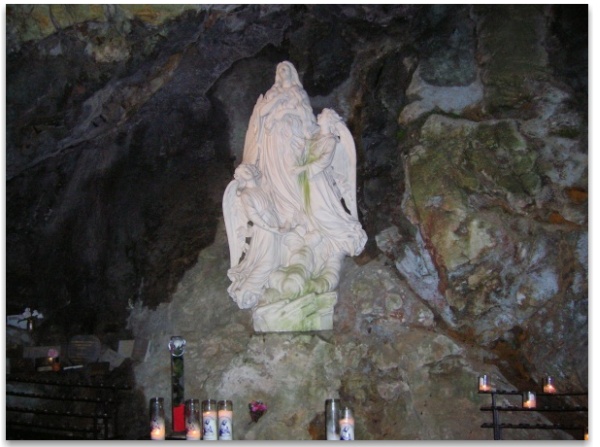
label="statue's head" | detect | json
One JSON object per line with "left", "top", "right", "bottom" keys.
{"left": 276, "top": 61, "right": 302, "bottom": 88}
{"left": 234, "top": 163, "right": 261, "bottom": 183}
{"left": 317, "top": 108, "right": 342, "bottom": 131}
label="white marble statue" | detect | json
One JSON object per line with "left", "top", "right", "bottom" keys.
{"left": 223, "top": 61, "right": 367, "bottom": 332}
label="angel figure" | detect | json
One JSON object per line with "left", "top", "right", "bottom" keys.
{"left": 293, "top": 108, "right": 367, "bottom": 265}
{"left": 223, "top": 163, "right": 284, "bottom": 309}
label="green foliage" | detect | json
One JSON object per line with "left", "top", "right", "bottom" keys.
{"left": 171, "top": 356, "right": 185, "bottom": 405}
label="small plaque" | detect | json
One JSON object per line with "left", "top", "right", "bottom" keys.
{"left": 67, "top": 335, "right": 101, "bottom": 364}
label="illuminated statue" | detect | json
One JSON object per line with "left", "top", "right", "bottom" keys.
{"left": 223, "top": 61, "right": 367, "bottom": 332}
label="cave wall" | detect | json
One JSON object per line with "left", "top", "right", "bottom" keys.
{"left": 6, "top": 4, "right": 588, "bottom": 440}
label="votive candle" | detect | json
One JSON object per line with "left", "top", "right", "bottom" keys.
{"left": 202, "top": 399, "right": 218, "bottom": 441}
{"left": 478, "top": 375, "right": 491, "bottom": 392}
{"left": 185, "top": 399, "right": 201, "bottom": 440}
{"left": 543, "top": 376, "right": 557, "bottom": 394}
{"left": 339, "top": 407, "right": 355, "bottom": 441}
{"left": 217, "top": 400, "right": 233, "bottom": 440}
{"left": 522, "top": 391, "right": 537, "bottom": 409}
{"left": 150, "top": 424, "right": 166, "bottom": 441}
{"left": 325, "top": 398, "right": 341, "bottom": 440}
{"left": 150, "top": 397, "right": 166, "bottom": 440}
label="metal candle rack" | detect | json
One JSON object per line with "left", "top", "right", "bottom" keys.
{"left": 479, "top": 389, "right": 588, "bottom": 440}
{"left": 6, "top": 372, "right": 132, "bottom": 439}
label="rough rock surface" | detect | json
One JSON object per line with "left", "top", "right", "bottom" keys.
{"left": 6, "top": 4, "right": 587, "bottom": 440}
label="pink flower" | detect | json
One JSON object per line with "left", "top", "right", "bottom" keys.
{"left": 248, "top": 401, "right": 267, "bottom": 422}
{"left": 249, "top": 401, "right": 267, "bottom": 412}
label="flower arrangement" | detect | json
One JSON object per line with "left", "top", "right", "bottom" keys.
{"left": 248, "top": 401, "right": 267, "bottom": 422}
{"left": 19, "top": 307, "right": 44, "bottom": 331}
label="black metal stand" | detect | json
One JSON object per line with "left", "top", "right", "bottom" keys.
{"left": 480, "top": 390, "right": 588, "bottom": 440}
{"left": 6, "top": 372, "right": 131, "bottom": 439}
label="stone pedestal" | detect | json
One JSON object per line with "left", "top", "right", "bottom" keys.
{"left": 252, "top": 292, "right": 337, "bottom": 332}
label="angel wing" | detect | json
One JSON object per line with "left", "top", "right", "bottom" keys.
{"left": 223, "top": 179, "right": 247, "bottom": 268}
{"left": 331, "top": 119, "right": 358, "bottom": 219}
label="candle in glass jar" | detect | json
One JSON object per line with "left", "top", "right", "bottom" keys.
{"left": 185, "top": 399, "right": 201, "bottom": 440}
{"left": 186, "top": 428, "right": 200, "bottom": 440}
{"left": 339, "top": 407, "right": 355, "bottom": 441}
{"left": 202, "top": 399, "right": 218, "bottom": 441}
{"left": 522, "top": 391, "right": 537, "bottom": 409}
{"left": 543, "top": 376, "right": 556, "bottom": 394}
{"left": 149, "top": 397, "right": 166, "bottom": 440}
{"left": 150, "top": 425, "right": 166, "bottom": 441}
{"left": 217, "top": 400, "right": 233, "bottom": 440}
{"left": 478, "top": 375, "right": 491, "bottom": 392}
{"left": 325, "top": 398, "right": 341, "bottom": 440}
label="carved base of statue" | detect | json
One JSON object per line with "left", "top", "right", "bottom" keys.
{"left": 252, "top": 292, "right": 337, "bottom": 332}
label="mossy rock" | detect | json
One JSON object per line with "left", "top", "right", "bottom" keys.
{"left": 406, "top": 114, "right": 540, "bottom": 270}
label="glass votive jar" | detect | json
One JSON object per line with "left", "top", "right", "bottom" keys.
{"left": 149, "top": 397, "right": 166, "bottom": 440}
{"left": 202, "top": 399, "right": 218, "bottom": 440}
{"left": 543, "top": 376, "right": 557, "bottom": 393}
{"left": 522, "top": 391, "right": 537, "bottom": 409}
{"left": 339, "top": 406, "right": 355, "bottom": 441}
{"left": 325, "top": 398, "right": 341, "bottom": 440}
{"left": 185, "top": 399, "right": 201, "bottom": 440}
{"left": 478, "top": 374, "right": 491, "bottom": 392}
{"left": 217, "top": 400, "right": 233, "bottom": 440}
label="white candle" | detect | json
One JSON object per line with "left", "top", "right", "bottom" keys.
{"left": 478, "top": 375, "right": 491, "bottom": 392}
{"left": 202, "top": 410, "right": 218, "bottom": 440}
{"left": 339, "top": 416, "right": 355, "bottom": 441}
{"left": 217, "top": 409, "right": 233, "bottom": 440}
{"left": 339, "top": 406, "right": 355, "bottom": 441}
{"left": 543, "top": 376, "right": 557, "bottom": 394}
{"left": 150, "top": 397, "right": 166, "bottom": 440}
{"left": 522, "top": 391, "right": 537, "bottom": 409}
{"left": 186, "top": 422, "right": 201, "bottom": 441}
{"left": 150, "top": 423, "right": 165, "bottom": 440}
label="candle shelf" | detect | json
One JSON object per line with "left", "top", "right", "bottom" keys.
{"left": 479, "top": 389, "right": 588, "bottom": 440}
{"left": 6, "top": 372, "right": 132, "bottom": 440}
